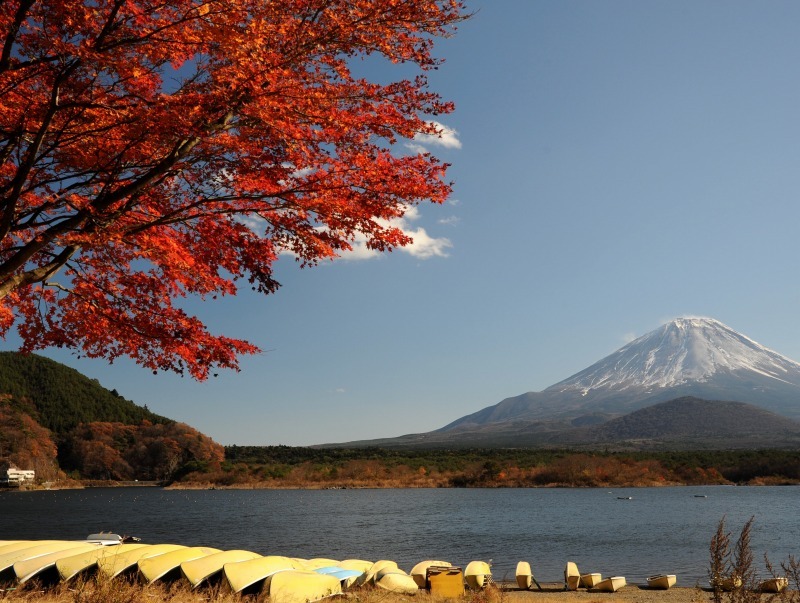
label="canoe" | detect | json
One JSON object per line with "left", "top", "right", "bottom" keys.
{"left": 85, "top": 533, "right": 140, "bottom": 545}
{"left": 314, "top": 567, "right": 363, "bottom": 589}
{"left": 376, "top": 571, "right": 419, "bottom": 595}
{"left": 363, "top": 560, "right": 399, "bottom": 585}
{"left": 760, "top": 577, "right": 788, "bottom": 593}
{"left": 265, "top": 570, "right": 342, "bottom": 603}
{"left": 647, "top": 574, "right": 677, "bottom": 590}
{"left": 564, "top": 561, "right": 580, "bottom": 591}
{"left": 464, "top": 560, "right": 492, "bottom": 590}
{"left": 138, "top": 547, "right": 221, "bottom": 584}
{"left": 97, "top": 544, "right": 185, "bottom": 579}
{"left": 0, "top": 541, "right": 88, "bottom": 578}
{"left": 0, "top": 541, "right": 34, "bottom": 554}
{"left": 0, "top": 541, "right": 57, "bottom": 557}
{"left": 56, "top": 544, "right": 148, "bottom": 581}
{"left": 410, "top": 560, "right": 451, "bottom": 588}
{"left": 181, "top": 549, "right": 261, "bottom": 588}
{"left": 516, "top": 561, "right": 532, "bottom": 590}
{"left": 713, "top": 576, "right": 743, "bottom": 591}
{"left": 301, "top": 558, "right": 340, "bottom": 570}
{"left": 15, "top": 543, "right": 102, "bottom": 584}
{"left": 580, "top": 573, "right": 603, "bottom": 588}
{"left": 338, "top": 559, "right": 372, "bottom": 573}
{"left": 596, "top": 576, "right": 626, "bottom": 592}
{"left": 223, "top": 555, "right": 297, "bottom": 593}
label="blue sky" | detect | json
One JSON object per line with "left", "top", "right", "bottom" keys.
{"left": 14, "top": 1, "right": 800, "bottom": 446}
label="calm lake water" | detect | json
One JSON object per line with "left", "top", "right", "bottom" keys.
{"left": 1, "top": 486, "right": 798, "bottom": 585}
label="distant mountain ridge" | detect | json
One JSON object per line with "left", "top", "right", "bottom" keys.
{"left": 441, "top": 317, "right": 800, "bottom": 431}
{"left": 322, "top": 318, "right": 800, "bottom": 450}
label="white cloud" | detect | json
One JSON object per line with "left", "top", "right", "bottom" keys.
{"left": 406, "top": 121, "right": 462, "bottom": 153}
{"left": 438, "top": 215, "right": 460, "bottom": 226}
{"left": 340, "top": 207, "right": 452, "bottom": 261}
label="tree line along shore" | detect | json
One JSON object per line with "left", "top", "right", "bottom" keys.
{"left": 168, "top": 447, "right": 800, "bottom": 489}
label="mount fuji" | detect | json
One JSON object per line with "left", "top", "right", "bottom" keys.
{"left": 326, "top": 317, "right": 800, "bottom": 449}
{"left": 441, "top": 317, "right": 800, "bottom": 432}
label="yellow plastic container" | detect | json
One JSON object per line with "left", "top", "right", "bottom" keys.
{"left": 427, "top": 566, "right": 464, "bottom": 598}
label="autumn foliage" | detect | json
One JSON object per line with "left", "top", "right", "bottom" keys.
{"left": 60, "top": 420, "right": 224, "bottom": 480}
{"left": 0, "top": 0, "right": 465, "bottom": 378}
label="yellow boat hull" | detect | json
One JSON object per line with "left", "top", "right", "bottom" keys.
{"left": 596, "top": 576, "right": 626, "bottom": 592}
{"left": 0, "top": 541, "right": 86, "bottom": 574}
{"left": 377, "top": 571, "right": 419, "bottom": 595}
{"left": 265, "top": 570, "right": 342, "bottom": 603}
{"left": 224, "top": 555, "right": 298, "bottom": 593}
{"left": 56, "top": 544, "right": 148, "bottom": 581}
{"left": 580, "top": 572, "right": 603, "bottom": 588}
{"left": 97, "top": 544, "right": 186, "bottom": 579}
{"left": 516, "top": 561, "right": 532, "bottom": 589}
{"left": 564, "top": 561, "right": 580, "bottom": 590}
{"left": 181, "top": 549, "right": 261, "bottom": 588}
{"left": 138, "top": 547, "right": 221, "bottom": 584}
{"left": 465, "top": 560, "right": 492, "bottom": 590}
{"left": 647, "top": 574, "right": 676, "bottom": 590}
{"left": 15, "top": 544, "right": 102, "bottom": 584}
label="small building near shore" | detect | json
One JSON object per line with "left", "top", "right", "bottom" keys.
{"left": 0, "top": 465, "right": 35, "bottom": 486}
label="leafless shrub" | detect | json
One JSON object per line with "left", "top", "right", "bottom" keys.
{"left": 709, "top": 516, "right": 760, "bottom": 603}
{"left": 710, "top": 516, "right": 732, "bottom": 603}
{"left": 729, "top": 516, "right": 759, "bottom": 603}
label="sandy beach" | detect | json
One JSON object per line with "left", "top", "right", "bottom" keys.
{"left": 503, "top": 585, "right": 709, "bottom": 603}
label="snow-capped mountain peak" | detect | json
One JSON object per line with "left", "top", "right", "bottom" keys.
{"left": 548, "top": 317, "right": 800, "bottom": 395}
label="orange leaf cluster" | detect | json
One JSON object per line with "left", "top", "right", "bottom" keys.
{"left": 0, "top": 0, "right": 466, "bottom": 378}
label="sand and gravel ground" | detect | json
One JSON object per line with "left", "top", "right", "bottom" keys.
{"left": 502, "top": 585, "right": 710, "bottom": 603}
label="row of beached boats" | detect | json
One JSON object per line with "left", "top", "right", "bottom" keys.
{"left": 559, "top": 560, "right": 673, "bottom": 593}
{"left": 0, "top": 537, "right": 496, "bottom": 602}
{"left": 4, "top": 537, "right": 789, "bottom": 599}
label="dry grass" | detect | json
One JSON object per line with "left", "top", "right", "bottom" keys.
{"left": 1, "top": 576, "right": 512, "bottom": 603}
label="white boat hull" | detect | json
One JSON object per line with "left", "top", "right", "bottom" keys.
{"left": 596, "top": 576, "right": 626, "bottom": 592}
{"left": 465, "top": 560, "right": 492, "bottom": 590}
{"left": 580, "top": 572, "right": 603, "bottom": 588}
{"left": 647, "top": 574, "right": 676, "bottom": 590}
{"left": 760, "top": 577, "right": 788, "bottom": 593}
{"left": 564, "top": 561, "right": 580, "bottom": 590}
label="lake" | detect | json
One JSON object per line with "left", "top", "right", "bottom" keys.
{"left": 1, "top": 485, "right": 798, "bottom": 586}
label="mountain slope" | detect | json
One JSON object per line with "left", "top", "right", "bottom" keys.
{"left": 441, "top": 317, "right": 800, "bottom": 431}
{"left": 573, "top": 397, "right": 800, "bottom": 448}
{"left": 0, "top": 352, "right": 168, "bottom": 434}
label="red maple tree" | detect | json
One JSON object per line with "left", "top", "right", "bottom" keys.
{"left": 0, "top": 0, "right": 465, "bottom": 378}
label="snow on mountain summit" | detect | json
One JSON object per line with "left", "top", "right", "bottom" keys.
{"left": 548, "top": 317, "right": 800, "bottom": 395}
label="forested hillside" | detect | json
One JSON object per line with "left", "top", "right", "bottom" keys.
{"left": 0, "top": 353, "right": 223, "bottom": 482}
{"left": 0, "top": 352, "right": 167, "bottom": 432}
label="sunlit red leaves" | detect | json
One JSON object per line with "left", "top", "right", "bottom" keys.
{"left": 0, "top": 0, "right": 465, "bottom": 377}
